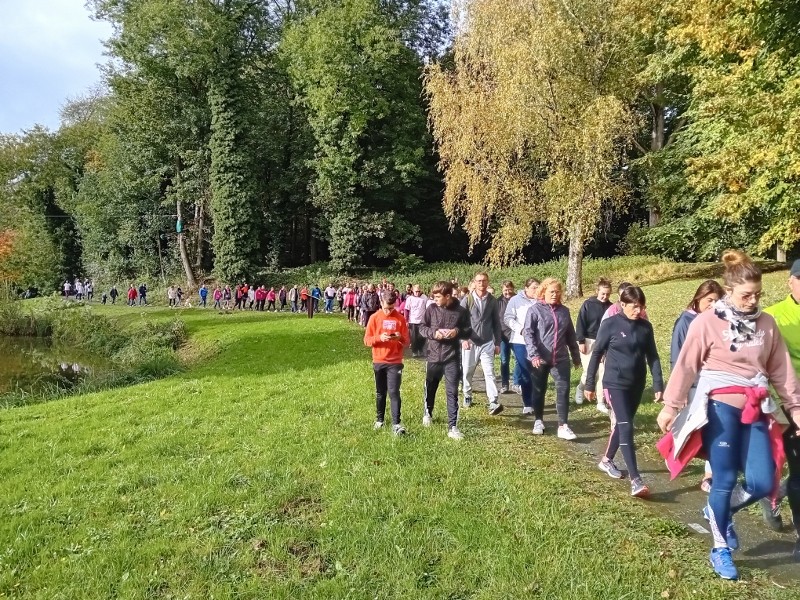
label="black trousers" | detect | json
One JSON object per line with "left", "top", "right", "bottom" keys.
{"left": 409, "top": 323, "right": 425, "bottom": 355}
{"left": 374, "top": 362, "right": 403, "bottom": 425}
{"left": 604, "top": 385, "right": 645, "bottom": 480}
{"left": 424, "top": 359, "right": 460, "bottom": 428}
{"left": 530, "top": 360, "right": 571, "bottom": 425}
{"left": 784, "top": 423, "right": 800, "bottom": 536}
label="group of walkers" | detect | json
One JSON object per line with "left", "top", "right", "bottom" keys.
{"left": 363, "top": 253, "right": 800, "bottom": 581}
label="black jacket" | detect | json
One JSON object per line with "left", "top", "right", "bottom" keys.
{"left": 419, "top": 300, "right": 472, "bottom": 363}
{"left": 586, "top": 313, "right": 664, "bottom": 392}
{"left": 460, "top": 292, "right": 502, "bottom": 346}
{"left": 576, "top": 297, "right": 612, "bottom": 342}
{"left": 497, "top": 295, "right": 513, "bottom": 340}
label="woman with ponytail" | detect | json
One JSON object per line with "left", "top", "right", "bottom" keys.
{"left": 657, "top": 250, "right": 800, "bottom": 580}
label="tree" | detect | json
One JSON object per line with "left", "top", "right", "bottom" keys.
{"left": 426, "top": 0, "right": 638, "bottom": 296}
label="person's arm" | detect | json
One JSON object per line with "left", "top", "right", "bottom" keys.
{"left": 490, "top": 297, "right": 503, "bottom": 347}
{"left": 504, "top": 299, "right": 523, "bottom": 335}
{"left": 564, "top": 311, "right": 580, "bottom": 365}
{"left": 419, "top": 306, "right": 438, "bottom": 340}
{"left": 575, "top": 302, "right": 588, "bottom": 344}
{"left": 455, "top": 307, "right": 472, "bottom": 341}
{"left": 585, "top": 320, "right": 611, "bottom": 392}
{"left": 669, "top": 315, "right": 688, "bottom": 372}
{"left": 399, "top": 316, "right": 411, "bottom": 348}
{"left": 645, "top": 323, "right": 664, "bottom": 396}
{"left": 522, "top": 307, "right": 540, "bottom": 361}
{"left": 364, "top": 314, "right": 381, "bottom": 346}
{"left": 766, "top": 321, "right": 800, "bottom": 418}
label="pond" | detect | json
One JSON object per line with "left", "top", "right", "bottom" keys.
{"left": 0, "top": 336, "right": 107, "bottom": 399}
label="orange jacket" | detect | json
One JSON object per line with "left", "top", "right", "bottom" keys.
{"left": 364, "top": 309, "right": 410, "bottom": 364}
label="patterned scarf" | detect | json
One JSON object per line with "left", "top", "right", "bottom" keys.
{"left": 714, "top": 296, "right": 762, "bottom": 351}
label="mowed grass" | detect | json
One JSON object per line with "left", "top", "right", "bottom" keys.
{"left": 0, "top": 269, "right": 797, "bottom": 598}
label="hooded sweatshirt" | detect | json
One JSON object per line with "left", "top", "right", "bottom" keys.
{"left": 503, "top": 290, "right": 538, "bottom": 345}
{"left": 364, "top": 309, "right": 410, "bottom": 364}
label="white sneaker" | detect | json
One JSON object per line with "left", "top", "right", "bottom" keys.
{"left": 575, "top": 385, "right": 584, "bottom": 405}
{"left": 422, "top": 413, "right": 432, "bottom": 427}
{"left": 374, "top": 421, "right": 384, "bottom": 430}
{"left": 522, "top": 406, "right": 534, "bottom": 415}
{"left": 532, "top": 420, "right": 545, "bottom": 435}
{"left": 488, "top": 401, "right": 504, "bottom": 415}
{"left": 596, "top": 401, "right": 609, "bottom": 415}
{"left": 392, "top": 423, "right": 406, "bottom": 436}
{"left": 557, "top": 424, "right": 577, "bottom": 441}
{"left": 448, "top": 426, "right": 465, "bottom": 440}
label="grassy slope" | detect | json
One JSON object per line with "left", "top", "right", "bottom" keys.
{"left": 0, "top": 266, "right": 796, "bottom": 599}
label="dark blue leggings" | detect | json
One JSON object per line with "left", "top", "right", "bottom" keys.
{"left": 703, "top": 401, "right": 774, "bottom": 548}
{"left": 604, "top": 386, "right": 643, "bottom": 479}
{"left": 511, "top": 343, "right": 533, "bottom": 408}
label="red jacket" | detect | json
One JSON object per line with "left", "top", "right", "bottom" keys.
{"left": 127, "top": 288, "right": 137, "bottom": 300}
{"left": 364, "top": 309, "right": 410, "bottom": 364}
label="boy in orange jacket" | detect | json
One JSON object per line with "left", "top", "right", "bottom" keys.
{"left": 364, "top": 290, "right": 410, "bottom": 435}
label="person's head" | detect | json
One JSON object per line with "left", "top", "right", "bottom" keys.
{"left": 387, "top": 282, "right": 395, "bottom": 292}
{"left": 380, "top": 290, "right": 397, "bottom": 313}
{"left": 406, "top": 283, "right": 413, "bottom": 293}
{"left": 722, "top": 250, "right": 762, "bottom": 313}
{"left": 620, "top": 286, "right": 646, "bottom": 319}
{"left": 537, "top": 278, "right": 563, "bottom": 305}
{"left": 501, "top": 280, "right": 515, "bottom": 298}
{"left": 523, "top": 277, "right": 540, "bottom": 299}
{"left": 431, "top": 281, "right": 454, "bottom": 307}
{"left": 368, "top": 283, "right": 376, "bottom": 292}
{"left": 412, "top": 284, "right": 422, "bottom": 296}
{"left": 689, "top": 280, "right": 724, "bottom": 313}
{"left": 596, "top": 278, "right": 612, "bottom": 302}
{"left": 789, "top": 259, "right": 800, "bottom": 303}
{"left": 458, "top": 286, "right": 469, "bottom": 299}
{"left": 473, "top": 272, "right": 489, "bottom": 296}
{"left": 617, "top": 281, "right": 632, "bottom": 298}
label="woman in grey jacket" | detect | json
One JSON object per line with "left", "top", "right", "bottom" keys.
{"left": 523, "top": 278, "right": 581, "bottom": 440}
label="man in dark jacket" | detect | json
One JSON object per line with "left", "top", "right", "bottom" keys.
{"left": 419, "top": 281, "right": 472, "bottom": 440}
{"left": 460, "top": 272, "right": 504, "bottom": 415}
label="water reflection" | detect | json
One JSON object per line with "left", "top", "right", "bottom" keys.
{"left": 0, "top": 337, "right": 102, "bottom": 396}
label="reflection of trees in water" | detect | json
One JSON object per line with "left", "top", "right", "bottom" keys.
{"left": 0, "top": 338, "right": 98, "bottom": 395}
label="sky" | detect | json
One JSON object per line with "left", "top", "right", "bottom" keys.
{"left": 0, "top": 0, "right": 113, "bottom": 134}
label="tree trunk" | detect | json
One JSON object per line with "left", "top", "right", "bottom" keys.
{"left": 566, "top": 224, "right": 583, "bottom": 298}
{"left": 176, "top": 197, "right": 197, "bottom": 289}
{"left": 777, "top": 244, "right": 787, "bottom": 262}
{"left": 649, "top": 83, "right": 665, "bottom": 227}
{"left": 194, "top": 197, "right": 205, "bottom": 270}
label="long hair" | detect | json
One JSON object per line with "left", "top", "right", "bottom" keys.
{"left": 687, "top": 280, "right": 725, "bottom": 311}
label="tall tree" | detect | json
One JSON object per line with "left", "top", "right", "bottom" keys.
{"left": 426, "top": 0, "right": 638, "bottom": 296}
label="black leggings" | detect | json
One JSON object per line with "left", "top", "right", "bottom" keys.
{"left": 783, "top": 423, "right": 800, "bottom": 536}
{"left": 530, "top": 360, "right": 571, "bottom": 425}
{"left": 604, "top": 386, "right": 644, "bottom": 479}
{"left": 374, "top": 363, "right": 403, "bottom": 425}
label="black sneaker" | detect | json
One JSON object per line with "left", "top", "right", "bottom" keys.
{"left": 759, "top": 497, "right": 783, "bottom": 532}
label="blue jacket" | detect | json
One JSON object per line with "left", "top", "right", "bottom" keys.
{"left": 670, "top": 310, "right": 697, "bottom": 371}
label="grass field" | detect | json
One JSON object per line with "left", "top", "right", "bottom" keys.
{"left": 0, "top": 265, "right": 797, "bottom": 598}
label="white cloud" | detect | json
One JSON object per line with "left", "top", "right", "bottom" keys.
{"left": 0, "top": 0, "right": 113, "bottom": 133}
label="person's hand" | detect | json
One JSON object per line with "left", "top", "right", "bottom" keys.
{"left": 379, "top": 332, "right": 392, "bottom": 342}
{"left": 531, "top": 356, "right": 542, "bottom": 369}
{"left": 654, "top": 391, "right": 663, "bottom": 403}
{"left": 462, "top": 340, "right": 472, "bottom": 350}
{"left": 434, "top": 331, "right": 443, "bottom": 340}
{"left": 579, "top": 343, "right": 586, "bottom": 355}
{"left": 584, "top": 390, "right": 595, "bottom": 402}
{"left": 494, "top": 345, "right": 500, "bottom": 355}
{"left": 446, "top": 328, "right": 458, "bottom": 339}
{"left": 573, "top": 359, "right": 581, "bottom": 368}
{"left": 657, "top": 406, "right": 678, "bottom": 433}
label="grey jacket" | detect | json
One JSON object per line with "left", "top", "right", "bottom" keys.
{"left": 460, "top": 292, "right": 502, "bottom": 346}
{"left": 523, "top": 302, "right": 580, "bottom": 365}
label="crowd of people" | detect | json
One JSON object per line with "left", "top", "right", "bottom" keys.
{"left": 362, "top": 252, "right": 800, "bottom": 582}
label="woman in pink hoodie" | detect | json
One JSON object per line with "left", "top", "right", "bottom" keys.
{"left": 658, "top": 250, "right": 800, "bottom": 580}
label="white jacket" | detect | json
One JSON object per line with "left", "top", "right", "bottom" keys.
{"left": 503, "top": 291, "right": 538, "bottom": 345}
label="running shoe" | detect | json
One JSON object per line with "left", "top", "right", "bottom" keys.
{"left": 596, "top": 401, "right": 609, "bottom": 415}
{"left": 511, "top": 384, "right": 522, "bottom": 395}
{"left": 463, "top": 396, "right": 473, "bottom": 408}
{"left": 447, "top": 426, "right": 465, "bottom": 440}
{"left": 373, "top": 421, "right": 384, "bottom": 430}
{"left": 422, "top": 413, "right": 432, "bottom": 427}
{"left": 500, "top": 385, "right": 509, "bottom": 394}
{"left": 522, "top": 406, "right": 534, "bottom": 415}
{"left": 709, "top": 547, "right": 738, "bottom": 580}
{"left": 759, "top": 497, "right": 783, "bottom": 532}
{"left": 392, "top": 423, "right": 406, "bottom": 436}
{"left": 557, "top": 424, "right": 577, "bottom": 441}
{"left": 532, "top": 420, "right": 545, "bottom": 435}
{"left": 700, "top": 477, "right": 712, "bottom": 494}
{"left": 574, "top": 385, "right": 584, "bottom": 405}
{"left": 598, "top": 459, "right": 623, "bottom": 479}
{"left": 488, "top": 401, "right": 505, "bottom": 415}
{"left": 630, "top": 477, "right": 650, "bottom": 498}
{"left": 702, "top": 505, "right": 739, "bottom": 550}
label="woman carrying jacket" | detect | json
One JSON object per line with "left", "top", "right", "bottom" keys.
{"left": 658, "top": 250, "right": 800, "bottom": 580}
{"left": 585, "top": 286, "right": 664, "bottom": 498}
{"left": 503, "top": 278, "right": 540, "bottom": 415}
{"left": 523, "top": 278, "right": 581, "bottom": 440}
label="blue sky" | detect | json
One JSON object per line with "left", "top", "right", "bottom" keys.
{"left": 0, "top": 0, "right": 112, "bottom": 134}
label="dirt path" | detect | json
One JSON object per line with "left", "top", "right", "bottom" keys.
{"left": 467, "top": 374, "right": 800, "bottom": 585}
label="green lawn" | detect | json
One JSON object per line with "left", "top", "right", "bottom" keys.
{"left": 0, "top": 269, "right": 797, "bottom": 598}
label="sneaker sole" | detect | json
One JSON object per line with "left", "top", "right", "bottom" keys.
{"left": 631, "top": 487, "right": 650, "bottom": 498}
{"left": 599, "top": 464, "right": 623, "bottom": 479}
{"left": 489, "top": 405, "right": 505, "bottom": 416}
{"left": 709, "top": 559, "right": 738, "bottom": 580}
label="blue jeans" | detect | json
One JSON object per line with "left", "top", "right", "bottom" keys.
{"left": 703, "top": 400, "right": 774, "bottom": 548}
{"left": 325, "top": 298, "right": 334, "bottom": 312}
{"left": 511, "top": 343, "right": 533, "bottom": 409}
{"left": 499, "top": 338, "right": 520, "bottom": 387}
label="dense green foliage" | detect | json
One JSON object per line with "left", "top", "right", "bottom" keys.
{"left": 1, "top": 0, "right": 799, "bottom": 293}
